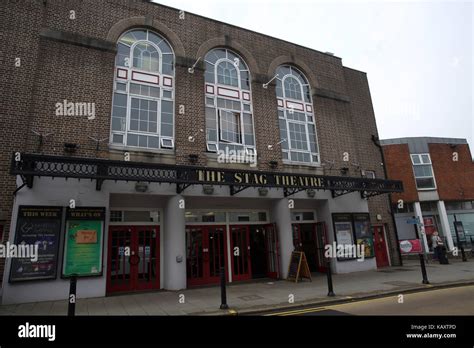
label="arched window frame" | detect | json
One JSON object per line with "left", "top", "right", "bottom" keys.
{"left": 275, "top": 65, "right": 320, "bottom": 165}
{"left": 110, "top": 29, "right": 175, "bottom": 152}
{"left": 204, "top": 48, "right": 256, "bottom": 158}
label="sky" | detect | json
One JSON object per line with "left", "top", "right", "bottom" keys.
{"left": 154, "top": 0, "right": 473, "bottom": 148}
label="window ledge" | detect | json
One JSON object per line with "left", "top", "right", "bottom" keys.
{"left": 282, "top": 160, "right": 321, "bottom": 168}
{"left": 108, "top": 144, "right": 175, "bottom": 156}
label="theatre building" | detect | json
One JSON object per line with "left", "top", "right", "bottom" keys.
{"left": 381, "top": 137, "right": 474, "bottom": 255}
{"left": 0, "top": 0, "right": 402, "bottom": 304}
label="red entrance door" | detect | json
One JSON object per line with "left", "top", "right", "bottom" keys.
{"left": 186, "top": 225, "right": 227, "bottom": 286}
{"left": 230, "top": 225, "right": 252, "bottom": 281}
{"left": 107, "top": 225, "right": 160, "bottom": 294}
{"left": 372, "top": 225, "right": 389, "bottom": 268}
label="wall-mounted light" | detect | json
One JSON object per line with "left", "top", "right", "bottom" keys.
{"left": 203, "top": 185, "right": 214, "bottom": 195}
{"left": 268, "top": 138, "right": 286, "bottom": 150}
{"left": 188, "top": 154, "right": 199, "bottom": 164}
{"left": 263, "top": 74, "right": 279, "bottom": 89}
{"left": 188, "top": 129, "right": 204, "bottom": 143}
{"left": 135, "top": 182, "right": 148, "bottom": 193}
{"left": 269, "top": 161, "right": 278, "bottom": 169}
{"left": 188, "top": 57, "right": 202, "bottom": 74}
{"left": 64, "top": 143, "right": 78, "bottom": 153}
{"left": 306, "top": 189, "right": 316, "bottom": 198}
{"left": 258, "top": 187, "right": 268, "bottom": 196}
{"left": 340, "top": 167, "right": 349, "bottom": 176}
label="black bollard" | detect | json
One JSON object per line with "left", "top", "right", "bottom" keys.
{"left": 419, "top": 254, "right": 430, "bottom": 284}
{"left": 68, "top": 275, "right": 77, "bottom": 316}
{"left": 219, "top": 267, "right": 229, "bottom": 310}
{"left": 326, "top": 259, "right": 335, "bottom": 297}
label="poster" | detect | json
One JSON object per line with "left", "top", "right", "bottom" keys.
{"left": 333, "top": 215, "right": 356, "bottom": 260}
{"left": 9, "top": 206, "right": 63, "bottom": 282}
{"left": 353, "top": 214, "right": 374, "bottom": 258}
{"left": 357, "top": 238, "right": 374, "bottom": 258}
{"left": 62, "top": 207, "right": 105, "bottom": 277}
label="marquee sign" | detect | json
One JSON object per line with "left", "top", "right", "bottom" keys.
{"left": 11, "top": 153, "right": 403, "bottom": 197}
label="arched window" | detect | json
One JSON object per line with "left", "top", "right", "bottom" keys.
{"left": 110, "top": 29, "right": 175, "bottom": 150}
{"left": 204, "top": 48, "right": 255, "bottom": 156}
{"left": 275, "top": 65, "right": 319, "bottom": 164}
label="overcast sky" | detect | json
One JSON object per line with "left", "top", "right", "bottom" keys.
{"left": 155, "top": 0, "right": 473, "bottom": 148}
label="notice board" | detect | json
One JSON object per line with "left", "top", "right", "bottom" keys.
{"left": 62, "top": 207, "right": 105, "bottom": 277}
{"left": 9, "top": 206, "right": 63, "bottom": 282}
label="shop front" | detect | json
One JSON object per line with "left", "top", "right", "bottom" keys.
{"left": 2, "top": 154, "right": 403, "bottom": 304}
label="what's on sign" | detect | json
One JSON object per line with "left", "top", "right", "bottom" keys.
{"left": 399, "top": 239, "right": 422, "bottom": 254}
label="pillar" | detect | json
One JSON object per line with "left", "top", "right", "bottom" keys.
{"left": 164, "top": 195, "right": 186, "bottom": 290}
{"left": 272, "top": 198, "right": 294, "bottom": 278}
{"left": 414, "top": 202, "right": 429, "bottom": 253}
{"left": 437, "top": 200, "right": 454, "bottom": 251}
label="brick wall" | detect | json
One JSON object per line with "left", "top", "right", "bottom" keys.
{"left": 383, "top": 144, "right": 419, "bottom": 204}
{"left": 0, "top": 0, "right": 399, "bottom": 275}
{"left": 429, "top": 143, "right": 474, "bottom": 201}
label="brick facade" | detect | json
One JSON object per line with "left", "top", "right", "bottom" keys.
{"left": 0, "top": 0, "right": 401, "bottom": 279}
{"left": 429, "top": 143, "right": 474, "bottom": 201}
{"left": 383, "top": 144, "right": 419, "bottom": 204}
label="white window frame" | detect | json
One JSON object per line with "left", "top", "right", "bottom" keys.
{"left": 110, "top": 29, "right": 175, "bottom": 153}
{"left": 411, "top": 153, "right": 437, "bottom": 190}
{"left": 204, "top": 49, "right": 256, "bottom": 157}
{"left": 276, "top": 66, "right": 320, "bottom": 166}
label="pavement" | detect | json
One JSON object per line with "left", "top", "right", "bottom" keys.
{"left": 0, "top": 258, "right": 472, "bottom": 316}
{"left": 263, "top": 285, "right": 474, "bottom": 316}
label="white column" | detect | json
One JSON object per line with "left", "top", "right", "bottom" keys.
{"left": 164, "top": 195, "right": 186, "bottom": 290}
{"left": 437, "top": 200, "right": 454, "bottom": 251}
{"left": 272, "top": 198, "right": 293, "bottom": 279}
{"left": 414, "top": 202, "right": 429, "bottom": 253}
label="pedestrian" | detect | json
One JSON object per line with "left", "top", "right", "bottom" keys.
{"left": 431, "top": 231, "right": 448, "bottom": 264}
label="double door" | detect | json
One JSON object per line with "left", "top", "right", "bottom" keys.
{"left": 292, "top": 222, "right": 327, "bottom": 272}
{"left": 186, "top": 226, "right": 227, "bottom": 286}
{"left": 187, "top": 224, "right": 279, "bottom": 286}
{"left": 230, "top": 224, "right": 279, "bottom": 281}
{"left": 107, "top": 225, "right": 160, "bottom": 294}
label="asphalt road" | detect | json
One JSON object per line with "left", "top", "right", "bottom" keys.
{"left": 263, "top": 285, "right": 474, "bottom": 316}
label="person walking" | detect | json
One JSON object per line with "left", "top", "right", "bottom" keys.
{"left": 431, "top": 231, "right": 448, "bottom": 264}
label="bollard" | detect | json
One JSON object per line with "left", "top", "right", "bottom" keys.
{"left": 68, "top": 275, "right": 77, "bottom": 316}
{"left": 419, "top": 254, "right": 430, "bottom": 284}
{"left": 219, "top": 266, "right": 229, "bottom": 310}
{"left": 325, "top": 259, "right": 335, "bottom": 297}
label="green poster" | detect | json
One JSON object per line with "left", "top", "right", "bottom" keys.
{"left": 63, "top": 220, "right": 103, "bottom": 277}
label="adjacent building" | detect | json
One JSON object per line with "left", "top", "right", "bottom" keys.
{"left": 0, "top": 0, "right": 402, "bottom": 304}
{"left": 381, "top": 137, "right": 474, "bottom": 254}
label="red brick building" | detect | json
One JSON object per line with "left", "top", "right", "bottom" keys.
{"left": 382, "top": 137, "right": 474, "bottom": 254}
{"left": 0, "top": 0, "right": 401, "bottom": 304}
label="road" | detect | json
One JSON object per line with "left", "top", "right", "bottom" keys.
{"left": 261, "top": 285, "right": 474, "bottom": 316}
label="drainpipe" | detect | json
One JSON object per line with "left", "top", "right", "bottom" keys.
{"left": 371, "top": 135, "right": 403, "bottom": 266}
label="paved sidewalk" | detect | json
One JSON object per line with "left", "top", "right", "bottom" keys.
{"left": 0, "top": 259, "right": 472, "bottom": 316}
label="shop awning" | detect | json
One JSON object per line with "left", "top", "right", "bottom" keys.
{"left": 11, "top": 153, "right": 403, "bottom": 198}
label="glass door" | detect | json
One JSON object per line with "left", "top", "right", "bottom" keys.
{"left": 230, "top": 225, "right": 251, "bottom": 281}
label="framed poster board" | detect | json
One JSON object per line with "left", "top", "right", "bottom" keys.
{"left": 9, "top": 206, "right": 63, "bottom": 282}
{"left": 353, "top": 213, "right": 374, "bottom": 258}
{"left": 332, "top": 214, "right": 356, "bottom": 261}
{"left": 62, "top": 207, "right": 105, "bottom": 278}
